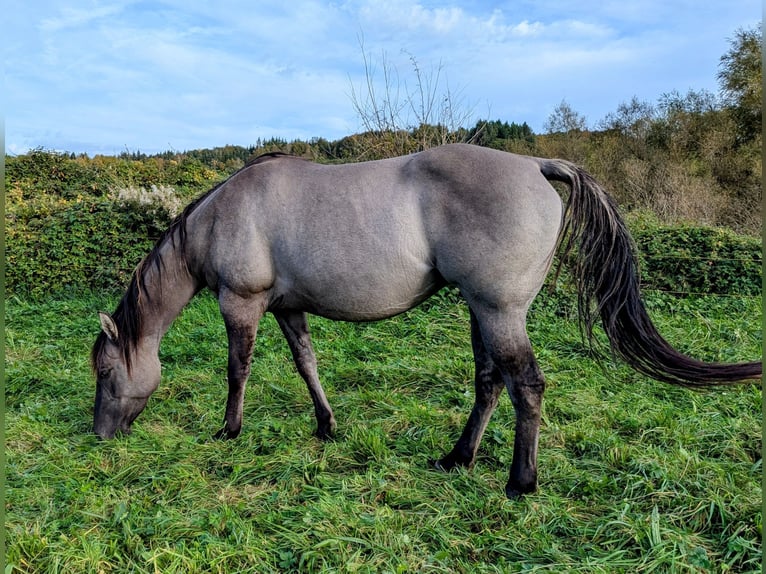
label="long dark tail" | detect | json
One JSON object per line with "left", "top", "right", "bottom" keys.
{"left": 538, "top": 158, "right": 761, "bottom": 387}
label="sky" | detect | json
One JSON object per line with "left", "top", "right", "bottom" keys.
{"left": 4, "top": 0, "right": 761, "bottom": 156}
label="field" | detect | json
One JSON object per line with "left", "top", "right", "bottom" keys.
{"left": 5, "top": 286, "right": 762, "bottom": 573}
{"left": 5, "top": 31, "right": 762, "bottom": 570}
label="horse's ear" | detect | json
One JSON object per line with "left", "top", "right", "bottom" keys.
{"left": 99, "top": 312, "right": 119, "bottom": 342}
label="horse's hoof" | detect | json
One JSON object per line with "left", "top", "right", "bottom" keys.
{"left": 505, "top": 481, "right": 536, "bottom": 500}
{"left": 505, "top": 486, "right": 524, "bottom": 500}
{"left": 433, "top": 451, "right": 473, "bottom": 472}
{"left": 433, "top": 458, "right": 457, "bottom": 472}
{"left": 315, "top": 427, "right": 336, "bottom": 441}
{"left": 213, "top": 425, "right": 240, "bottom": 440}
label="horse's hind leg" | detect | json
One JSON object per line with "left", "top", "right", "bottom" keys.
{"left": 275, "top": 311, "right": 337, "bottom": 439}
{"left": 215, "top": 289, "right": 268, "bottom": 440}
{"left": 467, "top": 304, "right": 546, "bottom": 499}
{"left": 436, "top": 309, "right": 504, "bottom": 471}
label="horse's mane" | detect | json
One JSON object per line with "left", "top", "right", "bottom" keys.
{"left": 91, "top": 151, "right": 297, "bottom": 374}
{"left": 245, "top": 151, "right": 293, "bottom": 167}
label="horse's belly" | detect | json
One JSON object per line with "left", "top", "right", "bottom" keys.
{"left": 268, "top": 263, "right": 445, "bottom": 321}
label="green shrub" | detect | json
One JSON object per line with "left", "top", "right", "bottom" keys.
{"left": 6, "top": 197, "right": 171, "bottom": 298}
{"left": 6, "top": 148, "right": 116, "bottom": 200}
{"left": 5, "top": 150, "right": 761, "bottom": 299}
{"left": 5, "top": 150, "right": 217, "bottom": 299}
{"left": 628, "top": 213, "right": 762, "bottom": 296}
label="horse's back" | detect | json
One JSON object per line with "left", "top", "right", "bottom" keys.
{"left": 188, "top": 145, "right": 563, "bottom": 317}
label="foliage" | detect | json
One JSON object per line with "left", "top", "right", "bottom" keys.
{"left": 628, "top": 213, "right": 762, "bottom": 296}
{"left": 5, "top": 289, "right": 761, "bottom": 572}
{"left": 6, "top": 155, "right": 187, "bottom": 298}
{"left": 4, "top": 147, "right": 236, "bottom": 298}
{"left": 544, "top": 100, "right": 589, "bottom": 134}
{"left": 5, "top": 143, "right": 761, "bottom": 299}
{"left": 538, "top": 86, "right": 760, "bottom": 234}
{"left": 718, "top": 25, "right": 762, "bottom": 144}
{"left": 6, "top": 148, "right": 115, "bottom": 200}
{"left": 465, "top": 119, "right": 536, "bottom": 151}
{"left": 6, "top": 197, "right": 157, "bottom": 298}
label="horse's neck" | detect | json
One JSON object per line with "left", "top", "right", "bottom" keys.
{"left": 136, "top": 243, "right": 199, "bottom": 349}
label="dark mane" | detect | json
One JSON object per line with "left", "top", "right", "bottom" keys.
{"left": 245, "top": 151, "right": 294, "bottom": 167}
{"left": 90, "top": 187, "right": 211, "bottom": 374}
{"left": 91, "top": 151, "right": 303, "bottom": 374}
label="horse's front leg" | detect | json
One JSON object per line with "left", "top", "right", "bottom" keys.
{"left": 275, "top": 311, "right": 336, "bottom": 439}
{"left": 214, "top": 289, "right": 267, "bottom": 439}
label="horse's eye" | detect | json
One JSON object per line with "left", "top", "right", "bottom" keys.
{"left": 98, "top": 368, "right": 111, "bottom": 380}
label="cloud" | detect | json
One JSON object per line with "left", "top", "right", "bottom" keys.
{"left": 511, "top": 20, "right": 545, "bottom": 37}
{"left": 39, "top": 2, "right": 125, "bottom": 32}
{"left": 5, "top": 0, "right": 761, "bottom": 155}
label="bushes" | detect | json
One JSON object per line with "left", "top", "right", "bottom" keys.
{"left": 5, "top": 150, "right": 761, "bottom": 300}
{"left": 6, "top": 151, "right": 199, "bottom": 298}
{"left": 628, "top": 213, "right": 761, "bottom": 296}
{"left": 6, "top": 197, "right": 170, "bottom": 298}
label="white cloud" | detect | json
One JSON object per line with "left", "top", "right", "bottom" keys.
{"left": 4, "top": 0, "right": 761, "bottom": 155}
{"left": 511, "top": 20, "right": 544, "bottom": 37}
{"left": 39, "top": 2, "right": 124, "bottom": 32}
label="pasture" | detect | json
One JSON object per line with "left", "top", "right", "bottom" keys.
{"left": 5, "top": 286, "right": 762, "bottom": 572}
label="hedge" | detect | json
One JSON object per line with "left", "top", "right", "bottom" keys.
{"left": 6, "top": 198, "right": 761, "bottom": 300}
{"left": 628, "top": 213, "right": 762, "bottom": 296}
{"left": 6, "top": 197, "right": 171, "bottom": 299}
{"left": 5, "top": 152, "right": 761, "bottom": 299}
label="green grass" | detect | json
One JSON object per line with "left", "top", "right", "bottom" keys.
{"left": 5, "top": 289, "right": 762, "bottom": 573}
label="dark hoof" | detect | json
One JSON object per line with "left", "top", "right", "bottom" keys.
{"left": 505, "top": 481, "right": 536, "bottom": 500}
{"left": 213, "top": 424, "right": 241, "bottom": 440}
{"left": 433, "top": 456, "right": 468, "bottom": 473}
{"left": 314, "top": 418, "right": 337, "bottom": 441}
{"left": 315, "top": 427, "right": 336, "bottom": 442}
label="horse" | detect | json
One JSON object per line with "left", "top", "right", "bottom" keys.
{"left": 91, "top": 143, "right": 760, "bottom": 499}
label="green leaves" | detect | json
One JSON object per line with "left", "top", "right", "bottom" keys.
{"left": 5, "top": 150, "right": 216, "bottom": 299}
{"left": 629, "top": 214, "right": 762, "bottom": 296}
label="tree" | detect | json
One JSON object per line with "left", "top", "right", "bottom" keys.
{"left": 467, "top": 120, "right": 535, "bottom": 149}
{"left": 543, "top": 100, "right": 587, "bottom": 134}
{"left": 541, "top": 100, "right": 589, "bottom": 163}
{"left": 718, "top": 24, "right": 762, "bottom": 143}
{"left": 598, "top": 97, "right": 656, "bottom": 139}
{"left": 348, "top": 38, "right": 476, "bottom": 158}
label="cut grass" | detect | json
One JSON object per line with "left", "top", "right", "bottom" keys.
{"left": 5, "top": 289, "right": 762, "bottom": 573}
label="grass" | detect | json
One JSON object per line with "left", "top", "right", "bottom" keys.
{"left": 5, "top": 288, "right": 762, "bottom": 573}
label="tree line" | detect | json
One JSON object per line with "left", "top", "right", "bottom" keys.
{"left": 4, "top": 25, "right": 760, "bottom": 297}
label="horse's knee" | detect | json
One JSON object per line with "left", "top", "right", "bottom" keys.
{"left": 505, "top": 353, "right": 545, "bottom": 407}
{"left": 509, "top": 379, "right": 545, "bottom": 407}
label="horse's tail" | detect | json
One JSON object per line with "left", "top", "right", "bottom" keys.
{"left": 537, "top": 158, "right": 761, "bottom": 387}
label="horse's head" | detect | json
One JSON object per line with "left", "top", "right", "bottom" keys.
{"left": 92, "top": 312, "right": 160, "bottom": 439}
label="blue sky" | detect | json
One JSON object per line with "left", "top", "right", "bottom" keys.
{"left": 5, "top": 1, "right": 761, "bottom": 156}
